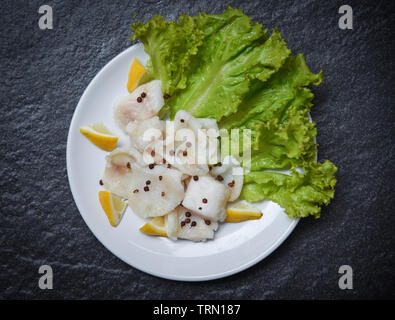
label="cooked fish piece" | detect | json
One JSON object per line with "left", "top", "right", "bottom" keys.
{"left": 166, "top": 110, "right": 220, "bottom": 175}
{"left": 182, "top": 175, "right": 229, "bottom": 222}
{"left": 163, "top": 136, "right": 209, "bottom": 176}
{"left": 126, "top": 116, "right": 165, "bottom": 153}
{"left": 127, "top": 165, "right": 185, "bottom": 218}
{"left": 165, "top": 206, "right": 218, "bottom": 241}
{"left": 173, "top": 110, "right": 219, "bottom": 133}
{"left": 211, "top": 156, "right": 244, "bottom": 201}
{"left": 114, "top": 80, "right": 164, "bottom": 130}
{"left": 102, "top": 147, "right": 146, "bottom": 198}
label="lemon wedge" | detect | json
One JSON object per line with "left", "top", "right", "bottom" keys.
{"left": 98, "top": 191, "right": 127, "bottom": 227}
{"left": 79, "top": 123, "right": 118, "bottom": 151}
{"left": 140, "top": 216, "right": 167, "bottom": 237}
{"left": 226, "top": 202, "right": 263, "bottom": 223}
{"left": 127, "top": 58, "right": 149, "bottom": 93}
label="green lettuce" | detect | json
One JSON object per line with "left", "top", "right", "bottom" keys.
{"left": 130, "top": 14, "right": 203, "bottom": 96}
{"left": 241, "top": 161, "right": 337, "bottom": 218}
{"left": 167, "top": 8, "right": 291, "bottom": 120}
{"left": 248, "top": 108, "right": 317, "bottom": 171}
{"left": 219, "top": 54, "right": 323, "bottom": 130}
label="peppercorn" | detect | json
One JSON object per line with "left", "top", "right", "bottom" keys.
{"left": 205, "top": 219, "right": 211, "bottom": 226}
{"left": 141, "top": 92, "right": 146, "bottom": 98}
{"left": 191, "top": 221, "right": 197, "bottom": 227}
{"left": 202, "top": 198, "right": 208, "bottom": 203}
{"left": 185, "top": 212, "right": 191, "bottom": 217}
{"left": 99, "top": 179, "right": 103, "bottom": 185}
{"left": 137, "top": 96, "right": 143, "bottom": 103}
{"left": 216, "top": 175, "right": 224, "bottom": 181}
{"left": 193, "top": 175, "right": 199, "bottom": 181}
{"left": 159, "top": 176, "right": 163, "bottom": 181}
{"left": 144, "top": 186, "right": 149, "bottom": 192}
{"left": 149, "top": 163, "right": 155, "bottom": 169}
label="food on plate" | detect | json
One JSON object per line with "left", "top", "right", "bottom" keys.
{"left": 80, "top": 6, "right": 337, "bottom": 242}
{"left": 79, "top": 123, "right": 118, "bottom": 151}
{"left": 98, "top": 191, "right": 127, "bottom": 226}
{"left": 114, "top": 80, "right": 164, "bottom": 129}
{"left": 226, "top": 202, "right": 263, "bottom": 223}
{"left": 166, "top": 206, "right": 218, "bottom": 241}
{"left": 127, "top": 58, "right": 149, "bottom": 92}
{"left": 140, "top": 216, "right": 167, "bottom": 237}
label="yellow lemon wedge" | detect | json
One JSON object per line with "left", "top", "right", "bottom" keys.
{"left": 98, "top": 191, "right": 127, "bottom": 227}
{"left": 79, "top": 123, "right": 118, "bottom": 151}
{"left": 140, "top": 216, "right": 167, "bottom": 237}
{"left": 127, "top": 58, "right": 149, "bottom": 92}
{"left": 226, "top": 202, "right": 263, "bottom": 223}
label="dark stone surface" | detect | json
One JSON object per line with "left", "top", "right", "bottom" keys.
{"left": 1, "top": 0, "right": 394, "bottom": 299}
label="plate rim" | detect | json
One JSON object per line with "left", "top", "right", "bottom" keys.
{"left": 66, "top": 44, "right": 299, "bottom": 282}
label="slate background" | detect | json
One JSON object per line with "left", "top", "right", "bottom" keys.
{"left": 1, "top": 0, "right": 394, "bottom": 299}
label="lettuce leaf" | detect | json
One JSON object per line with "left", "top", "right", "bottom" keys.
{"left": 167, "top": 8, "right": 291, "bottom": 120}
{"left": 219, "top": 54, "right": 323, "bottom": 130}
{"left": 248, "top": 108, "right": 317, "bottom": 170}
{"left": 241, "top": 160, "right": 337, "bottom": 218}
{"left": 130, "top": 14, "right": 203, "bottom": 96}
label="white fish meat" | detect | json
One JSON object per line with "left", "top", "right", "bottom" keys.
{"left": 166, "top": 206, "right": 218, "bottom": 241}
{"left": 114, "top": 80, "right": 164, "bottom": 130}
{"left": 211, "top": 156, "right": 244, "bottom": 201}
{"left": 126, "top": 116, "right": 165, "bottom": 153}
{"left": 127, "top": 165, "right": 185, "bottom": 218}
{"left": 182, "top": 175, "right": 229, "bottom": 222}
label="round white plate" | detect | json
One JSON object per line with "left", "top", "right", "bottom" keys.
{"left": 66, "top": 43, "right": 299, "bottom": 281}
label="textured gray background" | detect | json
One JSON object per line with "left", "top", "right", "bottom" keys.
{"left": 1, "top": 0, "right": 394, "bottom": 299}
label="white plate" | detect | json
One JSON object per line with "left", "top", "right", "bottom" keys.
{"left": 66, "top": 43, "right": 299, "bottom": 281}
